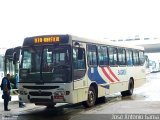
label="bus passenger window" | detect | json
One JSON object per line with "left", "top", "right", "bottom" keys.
{"left": 126, "top": 49, "right": 133, "bottom": 65}
{"left": 133, "top": 50, "right": 139, "bottom": 65}
{"left": 108, "top": 47, "right": 118, "bottom": 66}
{"left": 118, "top": 48, "right": 126, "bottom": 65}
{"left": 87, "top": 45, "right": 97, "bottom": 66}
{"left": 98, "top": 46, "right": 109, "bottom": 66}
{"left": 139, "top": 51, "right": 145, "bottom": 65}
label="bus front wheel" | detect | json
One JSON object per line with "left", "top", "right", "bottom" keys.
{"left": 82, "top": 86, "right": 96, "bottom": 108}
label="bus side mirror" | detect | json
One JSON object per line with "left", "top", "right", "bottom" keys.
{"left": 77, "top": 48, "right": 84, "bottom": 60}
{"left": 13, "top": 52, "right": 17, "bottom": 64}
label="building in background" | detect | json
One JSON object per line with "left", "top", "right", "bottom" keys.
{"left": 109, "top": 35, "right": 160, "bottom": 73}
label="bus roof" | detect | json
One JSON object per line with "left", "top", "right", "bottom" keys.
{"left": 5, "top": 48, "right": 14, "bottom": 59}
{"left": 23, "top": 34, "right": 144, "bottom": 51}
{"left": 5, "top": 46, "right": 21, "bottom": 59}
{"left": 70, "top": 35, "right": 144, "bottom": 51}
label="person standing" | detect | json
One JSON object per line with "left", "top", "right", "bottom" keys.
{"left": 1, "top": 74, "right": 11, "bottom": 111}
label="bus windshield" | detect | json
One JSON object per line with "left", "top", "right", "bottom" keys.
{"left": 20, "top": 45, "right": 71, "bottom": 83}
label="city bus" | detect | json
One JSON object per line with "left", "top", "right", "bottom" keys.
{"left": 18, "top": 34, "right": 146, "bottom": 108}
{"left": 4, "top": 46, "right": 21, "bottom": 89}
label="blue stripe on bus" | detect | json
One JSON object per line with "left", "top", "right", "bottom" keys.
{"left": 88, "top": 67, "right": 107, "bottom": 84}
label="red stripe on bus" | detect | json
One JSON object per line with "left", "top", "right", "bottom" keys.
{"left": 107, "top": 67, "right": 119, "bottom": 81}
{"left": 101, "top": 67, "right": 115, "bottom": 82}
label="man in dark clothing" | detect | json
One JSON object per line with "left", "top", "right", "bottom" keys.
{"left": 1, "top": 74, "right": 11, "bottom": 111}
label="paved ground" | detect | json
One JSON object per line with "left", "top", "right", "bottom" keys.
{"left": 0, "top": 91, "right": 44, "bottom": 120}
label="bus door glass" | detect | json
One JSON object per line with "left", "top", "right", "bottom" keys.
{"left": 72, "top": 47, "right": 86, "bottom": 80}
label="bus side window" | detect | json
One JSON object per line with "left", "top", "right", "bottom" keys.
{"left": 126, "top": 49, "right": 133, "bottom": 66}
{"left": 118, "top": 48, "right": 126, "bottom": 65}
{"left": 133, "top": 50, "right": 139, "bottom": 65}
{"left": 87, "top": 45, "right": 97, "bottom": 66}
{"left": 98, "top": 46, "right": 109, "bottom": 66}
{"left": 139, "top": 51, "right": 145, "bottom": 65}
{"left": 108, "top": 47, "right": 118, "bottom": 66}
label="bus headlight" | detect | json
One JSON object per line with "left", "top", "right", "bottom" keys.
{"left": 54, "top": 91, "right": 65, "bottom": 99}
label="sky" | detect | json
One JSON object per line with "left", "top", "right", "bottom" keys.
{"left": 0, "top": 0, "right": 160, "bottom": 49}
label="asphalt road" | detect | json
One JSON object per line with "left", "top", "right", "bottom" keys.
{"left": 1, "top": 73, "right": 160, "bottom": 120}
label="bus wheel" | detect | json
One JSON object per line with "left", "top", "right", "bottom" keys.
{"left": 121, "top": 80, "right": 134, "bottom": 97}
{"left": 82, "top": 86, "right": 96, "bottom": 108}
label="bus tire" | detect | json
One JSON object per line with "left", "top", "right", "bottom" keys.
{"left": 121, "top": 79, "right": 134, "bottom": 97}
{"left": 82, "top": 86, "right": 96, "bottom": 108}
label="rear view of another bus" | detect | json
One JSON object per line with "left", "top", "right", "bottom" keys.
{"left": 4, "top": 46, "right": 21, "bottom": 89}
{"left": 0, "top": 55, "right": 4, "bottom": 84}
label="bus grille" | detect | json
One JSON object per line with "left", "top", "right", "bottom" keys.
{"left": 23, "top": 86, "right": 59, "bottom": 90}
{"left": 30, "top": 98, "right": 52, "bottom": 103}
{"left": 29, "top": 91, "right": 52, "bottom": 96}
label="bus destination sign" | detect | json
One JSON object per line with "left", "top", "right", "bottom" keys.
{"left": 34, "top": 36, "right": 60, "bottom": 44}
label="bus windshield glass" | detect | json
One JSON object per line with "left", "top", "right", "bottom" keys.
{"left": 20, "top": 45, "right": 71, "bottom": 83}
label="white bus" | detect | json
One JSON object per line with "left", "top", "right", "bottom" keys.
{"left": 18, "top": 34, "right": 146, "bottom": 108}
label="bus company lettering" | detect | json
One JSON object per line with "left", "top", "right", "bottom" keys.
{"left": 118, "top": 69, "right": 126, "bottom": 75}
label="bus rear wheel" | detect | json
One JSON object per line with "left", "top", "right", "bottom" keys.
{"left": 121, "top": 80, "right": 134, "bottom": 97}
{"left": 82, "top": 86, "right": 96, "bottom": 108}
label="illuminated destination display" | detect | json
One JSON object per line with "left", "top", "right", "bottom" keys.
{"left": 23, "top": 35, "right": 70, "bottom": 46}
{"left": 34, "top": 36, "right": 60, "bottom": 43}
